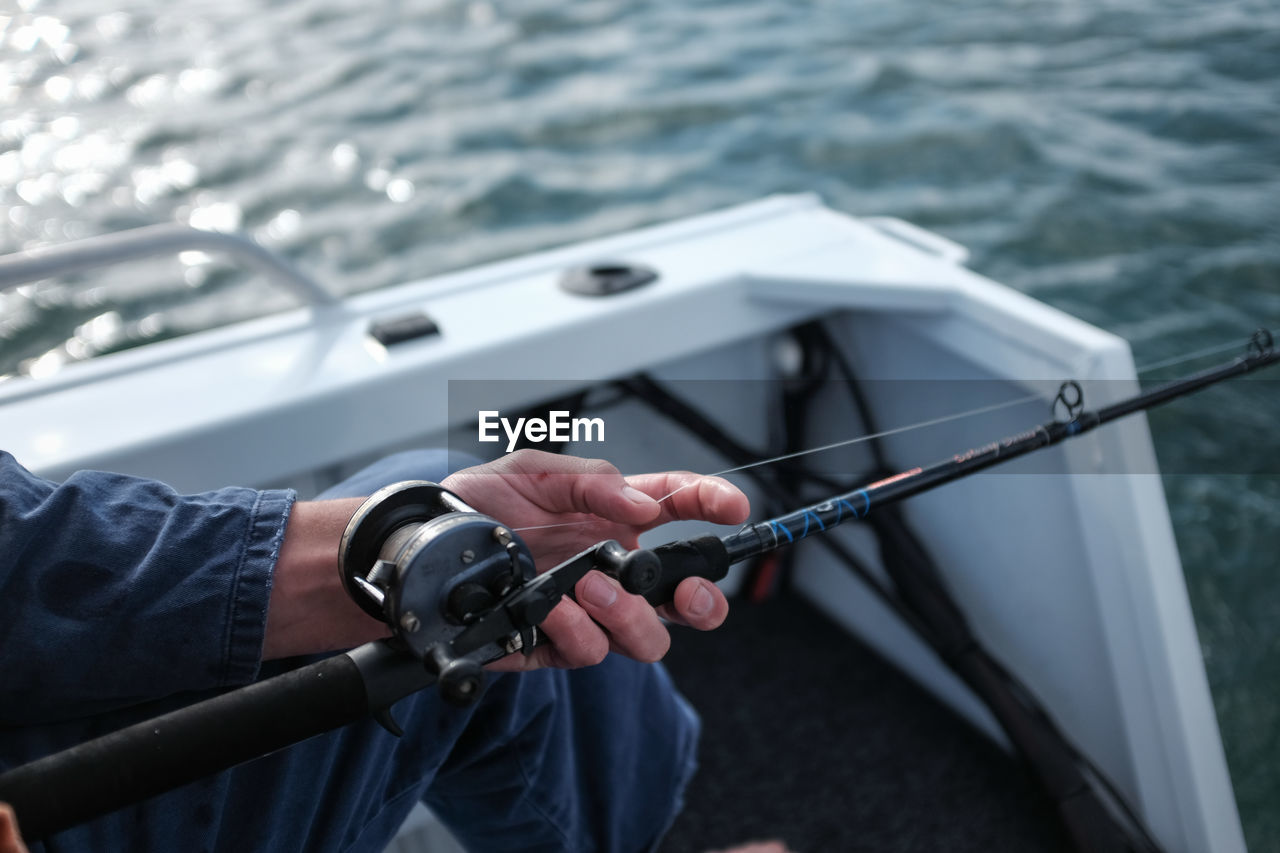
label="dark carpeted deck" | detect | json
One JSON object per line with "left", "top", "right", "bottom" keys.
{"left": 660, "top": 592, "right": 1069, "bottom": 853}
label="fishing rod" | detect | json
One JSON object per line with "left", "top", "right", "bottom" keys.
{"left": 722, "top": 327, "right": 1278, "bottom": 565}
{"left": 0, "top": 329, "right": 1274, "bottom": 844}
{"left": 620, "top": 326, "right": 1278, "bottom": 853}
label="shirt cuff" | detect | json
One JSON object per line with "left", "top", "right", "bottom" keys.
{"left": 222, "top": 488, "right": 296, "bottom": 686}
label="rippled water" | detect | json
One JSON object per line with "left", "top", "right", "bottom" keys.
{"left": 2, "top": 0, "right": 1279, "bottom": 846}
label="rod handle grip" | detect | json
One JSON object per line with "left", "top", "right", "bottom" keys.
{"left": 0, "top": 653, "right": 369, "bottom": 842}
{"left": 643, "top": 536, "right": 731, "bottom": 607}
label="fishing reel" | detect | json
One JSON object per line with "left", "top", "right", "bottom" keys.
{"left": 339, "top": 480, "right": 730, "bottom": 707}
{"left": 339, "top": 481, "right": 537, "bottom": 704}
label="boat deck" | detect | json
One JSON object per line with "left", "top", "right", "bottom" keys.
{"left": 662, "top": 591, "right": 1068, "bottom": 852}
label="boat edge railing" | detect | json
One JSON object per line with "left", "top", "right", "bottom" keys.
{"left": 863, "top": 216, "right": 970, "bottom": 266}
{"left": 0, "top": 224, "right": 335, "bottom": 306}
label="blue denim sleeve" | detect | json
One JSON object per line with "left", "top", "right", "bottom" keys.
{"left": 0, "top": 451, "right": 296, "bottom": 726}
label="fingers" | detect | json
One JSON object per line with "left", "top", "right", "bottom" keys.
{"left": 657, "top": 576, "right": 729, "bottom": 630}
{"left": 706, "top": 842, "right": 794, "bottom": 853}
{"left": 446, "top": 451, "right": 750, "bottom": 538}
{"left": 510, "top": 575, "right": 727, "bottom": 674}
{"left": 625, "top": 471, "right": 750, "bottom": 528}
{"left": 525, "top": 572, "right": 726, "bottom": 672}
{"left": 574, "top": 571, "right": 671, "bottom": 662}
{"left": 485, "top": 596, "right": 610, "bottom": 672}
{"left": 470, "top": 450, "right": 663, "bottom": 526}
{"left": 485, "top": 571, "right": 674, "bottom": 673}
{"left": 0, "top": 803, "right": 28, "bottom": 853}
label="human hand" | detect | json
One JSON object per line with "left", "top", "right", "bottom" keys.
{"left": 442, "top": 449, "right": 750, "bottom": 671}
{"left": 0, "top": 804, "right": 28, "bottom": 853}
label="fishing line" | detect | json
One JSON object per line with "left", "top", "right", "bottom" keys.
{"left": 512, "top": 391, "right": 1041, "bottom": 532}
{"left": 512, "top": 330, "right": 1266, "bottom": 534}
{"left": 677, "top": 324, "right": 1262, "bottom": 498}
{"left": 1134, "top": 338, "right": 1252, "bottom": 375}
{"left": 649, "top": 391, "right": 1041, "bottom": 504}
{"left": 510, "top": 519, "right": 601, "bottom": 533}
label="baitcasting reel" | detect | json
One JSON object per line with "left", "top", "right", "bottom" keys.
{"left": 339, "top": 481, "right": 537, "bottom": 704}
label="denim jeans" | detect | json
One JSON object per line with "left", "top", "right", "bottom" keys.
{"left": 0, "top": 450, "right": 700, "bottom": 852}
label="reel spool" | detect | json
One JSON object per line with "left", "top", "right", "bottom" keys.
{"left": 339, "top": 481, "right": 537, "bottom": 701}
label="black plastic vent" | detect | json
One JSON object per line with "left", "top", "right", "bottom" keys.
{"left": 559, "top": 262, "right": 658, "bottom": 297}
{"left": 368, "top": 312, "right": 440, "bottom": 346}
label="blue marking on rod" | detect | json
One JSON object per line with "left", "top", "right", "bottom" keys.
{"left": 805, "top": 509, "right": 825, "bottom": 533}
{"left": 769, "top": 520, "right": 794, "bottom": 543}
{"left": 856, "top": 490, "right": 871, "bottom": 517}
{"left": 838, "top": 498, "right": 861, "bottom": 520}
